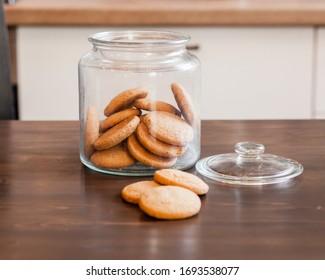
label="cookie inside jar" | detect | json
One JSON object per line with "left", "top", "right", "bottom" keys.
{"left": 79, "top": 30, "right": 201, "bottom": 176}
{"left": 81, "top": 83, "right": 200, "bottom": 176}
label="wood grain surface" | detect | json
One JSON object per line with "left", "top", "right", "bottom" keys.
{"left": 0, "top": 120, "right": 325, "bottom": 260}
{"left": 5, "top": 0, "right": 325, "bottom": 26}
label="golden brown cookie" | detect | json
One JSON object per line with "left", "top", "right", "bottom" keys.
{"left": 171, "top": 83, "right": 196, "bottom": 126}
{"left": 94, "top": 115, "right": 140, "bottom": 151}
{"left": 134, "top": 99, "right": 181, "bottom": 116}
{"left": 99, "top": 107, "right": 141, "bottom": 133}
{"left": 104, "top": 87, "right": 148, "bottom": 117}
{"left": 84, "top": 105, "right": 99, "bottom": 158}
{"left": 139, "top": 186, "right": 201, "bottom": 220}
{"left": 121, "top": 181, "right": 161, "bottom": 204}
{"left": 136, "top": 122, "right": 186, "bottom": 157}
{"left": 142, "top": 111, "right": 193, "bottom": 146}
{"left": 90, "top": 143, "right": 136, "bottom": 169}
{"left": 127, "top": 133, "right": 177, "bottom": 169}
{"left": 154, "top": 169, "right": 209, "bottom": 195}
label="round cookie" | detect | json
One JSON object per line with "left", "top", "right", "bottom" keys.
{"left": 136, "top": 122, "right": 186, "bottom": 157}
{"left": 121, "top": 181, "right": 161, "bottom": 204}
{"left": 154, "top": 169, "right": 209, "bottom": 195}
{"left": 100, "top": 107, "right": 141, "bottom": 133}
{"left": 84, "top": 105, "right": 99, "bottom": 158}
{"left": 138, "top": 186, "right": 201, "bottom": 220}
{"left": 134, "top": 99, "right": 181, "bottom": 116}
{"left": 94, "top": 115, "right": 140, "bottom": 151}
{"left": 171, "top": 83, "right": 196, "bottom": 126}
{"left": 90, "top": 143, "right": 136, "bottom": 169}
{"left": 104, "top": 87, "right": 148, "bottom": 117}
{"left": 142, "top": 111, "right": 193, "bottom": 146}
{"left": 127, "top": 133, "right": 177, "bottom": 169}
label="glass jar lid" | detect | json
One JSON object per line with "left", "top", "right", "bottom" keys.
{"left": 196, "top": 142, "right": 303, "bottom": 185}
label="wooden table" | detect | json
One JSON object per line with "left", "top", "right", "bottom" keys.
{"left": 0, "top": 120, "right": 324, "bottom": 260}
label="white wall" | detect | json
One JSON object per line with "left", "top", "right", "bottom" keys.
{"left": 315, "top": 27, "right": 325, "bottom": 119}
{"left": 17, "top": 26, "right": 316, "bottom": 120}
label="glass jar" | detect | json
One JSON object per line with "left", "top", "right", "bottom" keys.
{"left": 79, "top": 30, "right": 201, "bottom": 176}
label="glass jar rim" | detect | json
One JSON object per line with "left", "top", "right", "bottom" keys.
{"left": 88, "top": 30, "right": 190, "bottom": 49}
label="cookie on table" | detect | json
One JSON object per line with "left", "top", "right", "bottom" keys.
{"left": 136, "top": 122, "right": 186, "bottom": 158}
{"left": 154, "top": 169, "right": 209, "bottom": 195}
{"left": 171, "top": 83, "right": 196, "bottom": 126}
{"left": 127, "top": 133, "right": 177, "bottom": 169}
{"left": 94, "top": 115, "right": 140, "bottom": 150}
{"left": 121, "top": 181, "right": 161, "bottom": 204}
{"left": 90, "top": 143, "right": 136, "bottom": 169}
{"left": 99, "top": 107, "right": 141, "bottom": 133}
{"left": 104, "top": 87, "right": 148, "bottom": 117}
{"left": 142, "top": 111, "right": 193, "bottom": 146}
{"left": 138, "top": 186, "right": 201, "bottom": 220}
{"left": 84, "top": 105, "right": 99, "bottom": 158}
{"left": 134, "top": 99, "right": 181, "bottom": 116}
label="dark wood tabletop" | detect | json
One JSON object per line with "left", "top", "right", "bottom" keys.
{"left": 0, "top": 120, "right": 324, "bottom": 260}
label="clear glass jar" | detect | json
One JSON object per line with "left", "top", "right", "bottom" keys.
{"left": 79, "top": 30, "right": 201, "bottom": 176}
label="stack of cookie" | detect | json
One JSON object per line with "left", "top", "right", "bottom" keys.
{"left": 122, "top": 169, "right": 209, "bottom": 220}
{"left": 84, "top": 83, "right": 197, "bottom": 170}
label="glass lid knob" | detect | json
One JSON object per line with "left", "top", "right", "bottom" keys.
{"left": 234, "top": 142, "right": 265, "bottom": 157}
